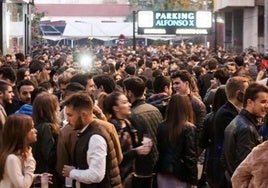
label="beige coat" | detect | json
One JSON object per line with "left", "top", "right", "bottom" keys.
{"left": 231, "top": 141, "right": 268, "bottom": 188}
{"left": 0, "top": 104, "right": 7, "bottom": 147}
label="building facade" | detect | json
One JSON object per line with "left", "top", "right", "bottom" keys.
{"left": 0, "top": 0, "right": 33, "bottom": 55}
{"left": 35, "top": 0, "right": 129, "bottom": 4}
{"left": 214, "top": 0, "right": 264, "bottom": 53}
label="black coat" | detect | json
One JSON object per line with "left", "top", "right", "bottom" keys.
{"left": 155, "top": 121, "right": 198, "bottom": 185}
{"left": 198, "top": 71, "right": 214, "bottom": 99}
{"left": 223, "top": 109, "right": 262, "bottom": 175}
{"left": 206, "top": 101, "right": 239, "bottom": 187}
{"left": 31, "top": 122, "right": 61, "bottom": 188}
{"left": 213, "top": 101, "right": 239, "bottom": 157}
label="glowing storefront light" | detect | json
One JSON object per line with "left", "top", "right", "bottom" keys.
{"left": 137, "top": 10, "right": 212, "bottom": 35}
{"left": 144, "top": 29, "right": 166, "bottom": 34}
{"left": 138, "top": 11, "right": 154, "bottom": 27}
{"left": 176, "top": 29, "right": 208, "bottom": 34}
{"left": 196, "top": 11, "right": 212, "bottom": 28}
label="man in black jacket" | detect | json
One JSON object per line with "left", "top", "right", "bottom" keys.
{"left": 210, "top": 75, "right": 250, "bottom": 187}
{"left": 223, "top": 83, "right": 268, "bottom": 182}
{"left": 123, "top": 76, "right": 163, "bottom": 188}
{"left": 146, "top": 75, "right": 172, "bottom": 118}
{"left": 198, "top": 57, "right": 218, "bottom": 99}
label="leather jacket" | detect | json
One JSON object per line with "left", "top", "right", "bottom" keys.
{"left": 155, "top": 121, "right": 198, "bottom": 185}
{"left": 223, "top": 109, "right": 263, "bottom": 175}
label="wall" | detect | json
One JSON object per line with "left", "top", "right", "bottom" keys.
{"left": 215, "top": 0, "right": 254, "bottom": 10}
{"left": 243, "top": 7, "right": 258, "bottom": 50}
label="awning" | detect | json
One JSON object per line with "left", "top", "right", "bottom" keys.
{"left": 62, "top": 21, "right": 134, "bottom": 40}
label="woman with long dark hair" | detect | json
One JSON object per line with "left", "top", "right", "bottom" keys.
{"left": 32, "top": 93, "right": 61, "bottom": 187}
{"left": 16, "top": 67, "right": 31, "bottom": 84}
{"left": 155, "top": 94, "right": 198, "bottom": 187}
{"left": 0, "top": 114, "right": 37, "bottom": 187}
{"left": 104, "top": 91, "right": 152, "bottom": 187}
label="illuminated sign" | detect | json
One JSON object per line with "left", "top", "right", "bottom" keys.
{"left": 137, "top": 11, "right": 212, "bottom": 35}
{"left": 154, "top": 11, "right": 195, "bottom": 28}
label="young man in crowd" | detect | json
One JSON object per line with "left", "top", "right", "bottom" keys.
{"left": 62, "top": 92, "right": 122, "bottom": 188}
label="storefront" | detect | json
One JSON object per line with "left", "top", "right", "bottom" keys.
{"left": 0, "top": 0, "right": 32, "bottom": 55}
{"left": 214, "top": 0, "right": 264, "bottom": 53}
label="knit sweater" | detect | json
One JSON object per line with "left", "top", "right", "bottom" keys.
{"left": 0, "top": 154, "right": 36, "bottom": 188}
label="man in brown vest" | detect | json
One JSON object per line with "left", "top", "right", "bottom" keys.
{"left": 62, "top": 92, "right": 122, "bottom": 188}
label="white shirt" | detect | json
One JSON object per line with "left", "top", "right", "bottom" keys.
{"left": 0, "top": 154, "right": 36, "bottom": 188}
{"left": 69, "top": 134, "right": 107, "bottom": 186}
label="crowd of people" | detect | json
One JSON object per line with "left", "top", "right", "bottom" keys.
{"left": 0, "top": 42, "right": 268, "bottom": 188}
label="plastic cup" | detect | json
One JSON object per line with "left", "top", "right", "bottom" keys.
{"left": 142, "top": 134, "right": 151, "bottom": 147}
{"left": 65, "top": 177, "right": 73, "bottom": 187}
{"left": 41, "top": 175, "right": 48, "bottom": 188}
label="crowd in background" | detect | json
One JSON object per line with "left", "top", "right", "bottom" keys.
{"left": 0, "top": 42, "right": 268, "bottom": 188}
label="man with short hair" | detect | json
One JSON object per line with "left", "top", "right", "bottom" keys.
{"left": 15, "top": 53, "right": 27, "bottom": 69}
{"left": 5, "top": 54, "right": 13, "bottom": 65}
{"left": 248, "top": 56, "right": 258, "bottom": 80}
{"left": 56, "top": 71, "right": 72, "bottom": 102}
{"left": 198, "top": 58, "right": 218, "bottom": 99}
{"left": 146, "top": 75, "right": 172, "bottom": 117}
{"left": 0, "top": 65, "right": 16, "bottom": 86}
{"left": 151, "top": 58, "right": 159, "bottom": 71}
{"left": 93, "top": 74, "right": 116, "bottom": 96}
{"left": 223, "top": 83, "right": 268, "bottom": 182}
{"left": 0, "top": 80, "right": 14, "bottom": 146}
{"left": 71, "top": 72, "right": 108, "bottom": 121}
{"left": 62, "top": 92, "right": 122, "bottom": 188}
{"left": 70, "top": 73, "right": 96, "bottom": 95}
{"left": 29, "top": 60, "right": 44, "bottom": 86}
{"left": 210, "top": 76, "right": 250, "bottom": 187}
{"left": 123, "top": 76, "right": 163, "bottom": 188}
{"left": 203, "top": 67, "right": 230, "bottom": 112}
{"left": 17, "top": 79, "right": 35, "bottom": 105}
{"left": 141, "top": 61, "right": 153, "bottom": 79}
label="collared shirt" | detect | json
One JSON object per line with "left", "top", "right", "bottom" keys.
{"left": 69, "top": 124, "right": 107, "bottom": 187}
{"left": 0, "top": 103, "right": 7, "bottom": 126}
{"left": 228, "top": 100, "right": 242, "bottom": 113}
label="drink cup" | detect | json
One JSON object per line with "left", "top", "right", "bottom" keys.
{"left": 65, "top": 177, "right": 73, "bottom": 187}
{"left": 41, "top": 175, "right": 48, "bottom": 188}
{"left": 142, "top": 134, "right": 152, "bottom": 147}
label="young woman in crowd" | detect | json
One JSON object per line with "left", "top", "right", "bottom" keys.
{"left": 170, "top": 70, "right": 207, "bottom": 142}
{"left": 16, "top": 67, "right": 31, "bottom": 84}
{"left": 0, "top": 114, "right": 37, "bottom": 187}
{"left": 32, "top": 92, "right": 61, "bottom": 187}
{"left": 104, "top": 91, "right": 152, "bottom": 187}
{"left": 155, "top": 94, "right": 198, "bottom": 187}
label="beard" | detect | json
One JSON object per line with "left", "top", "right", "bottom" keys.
{"left": 74, "top": 116, "right": 84, "bottom": 130}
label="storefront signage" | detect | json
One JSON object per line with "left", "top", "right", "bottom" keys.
{"left": 138, "top": 11, "right": 212, "bottom": 35}
{"left": 154, "top": 11, "right": 195, "bottom": 28}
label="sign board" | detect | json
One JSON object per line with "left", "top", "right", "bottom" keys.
{"left": 137, "top": 11, "right": 212, "bottom": 35}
